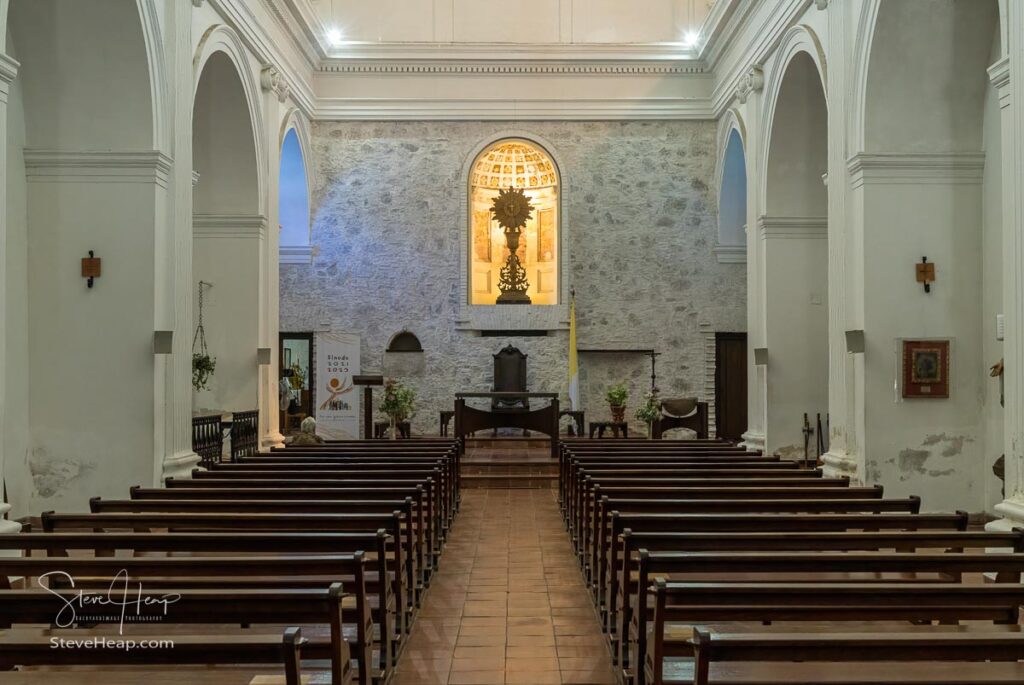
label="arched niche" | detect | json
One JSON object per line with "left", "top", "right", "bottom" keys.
{"left": 764, "top": 50, "right": 828, "bottom": 217}
{"left": 759, "top": 44, "right": 830, "bottom": 461}
{"left": 191, "top": 44, "right": 263, "bottom": 414}
{"left": 279, "top": 127, "right": 311, "bottom": 250}
{"left": 383, "top": 331, "right": 425, "bottom": 377}
{"left": 387, "top": 331, "right": 424, "bottom": 353}
{"left": 468, "top": 137, "right": 561, "bottom": 306}
{"left": 716, "top": 128, "right": 747, "bottom": 262}
{"left": 4, "top": 0, "right": 160, "bottom": 514}
{"left": 863, "top": 0, "right": 999, "bottom": 153}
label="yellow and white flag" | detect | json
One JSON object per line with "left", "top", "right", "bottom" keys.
{"left": 568, "top": 293, "right": 579, "bottom": 410}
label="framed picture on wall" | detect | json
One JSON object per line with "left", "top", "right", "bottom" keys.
{"left": 901, "top": 339, "right": 950, "bottom": 398}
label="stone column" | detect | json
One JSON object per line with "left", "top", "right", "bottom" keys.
{"left": 0, "top": 51, "right": 22, "bottom": 533}
{"left": 161, "top": 0, "right": 201, "bottom": 481}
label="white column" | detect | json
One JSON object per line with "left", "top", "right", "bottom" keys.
{"left": 737, "top": 73, "right": 766, "bottom": 452}
{"left": 258, "top": 70, "right": 286, "bottom": 450}
{"left": 0, "top": 51, "right": 22, "bottom": 533}
{"left": 821, "top": 0, "right": 860, "bottom": 480}
{"left": 988, "top": 39, "right": 1024, "bottom": 528}
{"left": 161, "top": 0, "right": 201, "bottom": 481}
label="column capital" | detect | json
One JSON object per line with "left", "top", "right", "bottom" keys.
{"left": 0, "top": 53, "right": 18, "bottom": 82}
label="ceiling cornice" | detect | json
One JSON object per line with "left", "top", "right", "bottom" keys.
{"left": 319, "top": 60, "right": 708, "bottom": 76}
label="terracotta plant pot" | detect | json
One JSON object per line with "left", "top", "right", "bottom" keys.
{"left": 610, "top": 405, "right": 625, "bottom": 423}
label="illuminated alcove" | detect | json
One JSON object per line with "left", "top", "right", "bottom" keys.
{"left": 469, "top": 139, "right": 560, "bottom": 305}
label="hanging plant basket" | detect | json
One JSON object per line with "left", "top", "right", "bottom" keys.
{"left": 192, "top": 281, "right": 217, "bottom": 392}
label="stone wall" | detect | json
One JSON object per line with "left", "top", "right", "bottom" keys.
{"left": 280, "top": 121, "right": 746, "bottom": 436}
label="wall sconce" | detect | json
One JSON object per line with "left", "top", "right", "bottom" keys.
{"left": 153, "top": 331, "right": 174, "bottom": 355}
{"left": 845, "top": 330, "right": 865, "bottom": 354}
{"left": 81, "top": 251, "right": 101, "bottom": 288}
{"left": 257, "top": 347, "right": 273, "bottom": 366}
{"left": 916, "top": 256, "right": 935, "bottom": 293}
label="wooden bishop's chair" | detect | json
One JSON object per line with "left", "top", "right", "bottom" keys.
{"left": 491, "top": 344, "right": 530, "bottom": 436}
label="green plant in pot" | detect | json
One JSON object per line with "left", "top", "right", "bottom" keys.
{"left": 380, "top": 378, "right": 416, "bottom": 439}
{"left": 192, "top": 353, "right": 217, "bottom": 392}
{"left": 606, "top": 382, "right": 630, "bottom": 424}
{"left": 635, "top": 387, "right": 662, "bottom": 438}
{"left": 192, "top": 280, "right": 216, "bottom": 393}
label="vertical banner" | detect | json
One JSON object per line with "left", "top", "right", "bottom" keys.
{"left": 315, "top": 332, "right": 361, "bottom": 439}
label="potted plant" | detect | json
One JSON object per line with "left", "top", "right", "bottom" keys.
{"left": 192, "top": 352, "right": 217, "bottom": 392}
{"left": 380, "top": 378, "right": 416, "bottom": 439}
{"left": 192, "top": 281, "right": 216, "bottom": 393}
{"left": 606, "top": 382, "right": 630, "bottom": 424}
{"left": 635, "top": 388, "right": 663, "bottom": 439}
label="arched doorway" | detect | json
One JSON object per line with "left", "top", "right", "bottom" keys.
{"left": 3, "top": 0, "right": 158, "bottom": 513}
{"left": 858, "top": 0, "right": 1000, "bottom": 508}
{"left": 761, "top": 49, "right": 829, "bottom": 462}
{"left": 191, "top": 47, "right": 263, "bottom": 417}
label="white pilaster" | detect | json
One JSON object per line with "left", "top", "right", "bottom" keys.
{"left": 987, "top": 44, "right": 1024, "bottom": 529}
{"left": 0, "top": 52, "right": 21, "bottom": 533}
{"left": 162, "top": 0, "right": 200, "bottom": 482}
{"left": 259, "top": 75, "right": 284, "bottom": 450}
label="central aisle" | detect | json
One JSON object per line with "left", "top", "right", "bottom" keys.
{"left": 393, "top": 488, "right": 616, "bottom": 685}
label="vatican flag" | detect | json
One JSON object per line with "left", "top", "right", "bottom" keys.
{"left": 568, "top": 293, "right": 580, "bottom": 410}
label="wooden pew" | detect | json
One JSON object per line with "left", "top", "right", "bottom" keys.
{"left": 587, "top": 496, "right": 922, "bottom": 589}
{"left": 89, "top": 497, "right": 428, "bottom": 600}
{"left": 563, "top": 463, "right": 819, "bottom": 543}
{"left": 562, "top": 460, "right": 806, "bottom": 521}
{"left": 148, "top": 485, "right": 430, "bottom": 591}
{"left": 686, "top": 629, "right": 1024, "bottom": 685}
{"left": 577, "top": 483, "right": 873, "bottom": 559}
{"left": 629, "top": 550, "right": 1024, "bottom": 681}
{"left": 0, "top": 627, "right": 311, "bottom": 685}
{"left": 190, "top": 468, "right": 452, "bottom": 536}
{"left": 0, "top": 555, "right": 376, "bottom": 685}
{"left": 609, "top": 527, "right": 1024, "bottom": 662}
{"left": 0, "top": 529, "right": 405, "bottom": 661}
{"left": 0, "top": 587, "right": 352, "bottom": 685}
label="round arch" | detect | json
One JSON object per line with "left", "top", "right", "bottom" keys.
{"left": 278, "top": 109, "right": 315, "bottom": 250}
{"left": 758, "top": 24, "right": 827, "bottom": 212}
{"left": 193, "top": 24, "right": 266, "bottom": 207}
{"left": 859, "top": 0, "right": 999, "bottom": 153}
{"left": 459, "top": 131, "right": 570, "bottom": 309}
{"left": 717, "top": 128, "right": 748, "bottom": 250}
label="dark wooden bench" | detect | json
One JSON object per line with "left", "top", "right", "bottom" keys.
{"left": 587, "top": 496, "right": 922, "bottom": 589}
{"left": 630, "top": 550, "right": 1024, "bottom": 682}
{"left": 91, "top": 496, "right": 429, "bottom": 599}
{"left": 0, "top": 555, "right": 376, "bottom": 685}
{"left": 609, "top": 527, "right": 1024, "bottom": 662}
{"left": 686, "top": 629, "right": 1024, "bottom": 685}
{"left": 0, "top": 587, "right": 351, "bottom": 685}
{"left": 0, "top": 627, "right": 311, "bottom": 685}
{"left": 191, "top": 467, "right": 452, "bottom": 534}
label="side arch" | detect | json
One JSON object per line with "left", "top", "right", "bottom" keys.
{"left": 193, "top": 24, "right": 266, "bottom": 208}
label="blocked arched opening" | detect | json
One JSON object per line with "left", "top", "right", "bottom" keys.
{"left": 859, "top": 0, "right": 1001, "bottom": 510}
{"left": 5, "top": 0, "right": 157, "bottom": 513}
{"left": 192, "top": 48, "right": 262, "bottom": 415}
{"left": 761, "top": 48, "right": 829, "bottom": 461}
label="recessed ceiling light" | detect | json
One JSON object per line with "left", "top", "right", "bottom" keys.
{"left": 326, "top": 27, "right": 344, "bottom": 46}
{"left": 683, "top": 31, "right": 700, "bottom": 48}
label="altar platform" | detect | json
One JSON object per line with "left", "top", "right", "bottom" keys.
{"left": 461, "top": 436, "right": 558, "bottom": 489}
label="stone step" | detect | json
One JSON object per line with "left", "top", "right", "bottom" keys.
{"left": 461, "top": 474, "right": 557, "bottom": 489}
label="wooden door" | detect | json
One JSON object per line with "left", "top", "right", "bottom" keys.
{"left": 715, "top": 332, "right": 748, "bottom": 441}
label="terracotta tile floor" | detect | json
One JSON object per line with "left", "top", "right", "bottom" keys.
{"left": 392, "top": 489, "right": 616, "bottom": 685}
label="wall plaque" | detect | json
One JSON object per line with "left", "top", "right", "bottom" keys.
{"left": 902, "top": 339, "right": 950, "bottom": 398}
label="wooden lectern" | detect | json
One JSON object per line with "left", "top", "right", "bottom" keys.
{"left": 352, "top": 374, "right": 384, "bottom": 440}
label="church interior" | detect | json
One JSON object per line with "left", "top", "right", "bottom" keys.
{"left": 2, "top": 0, "right": 1024, "bottom": 683}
